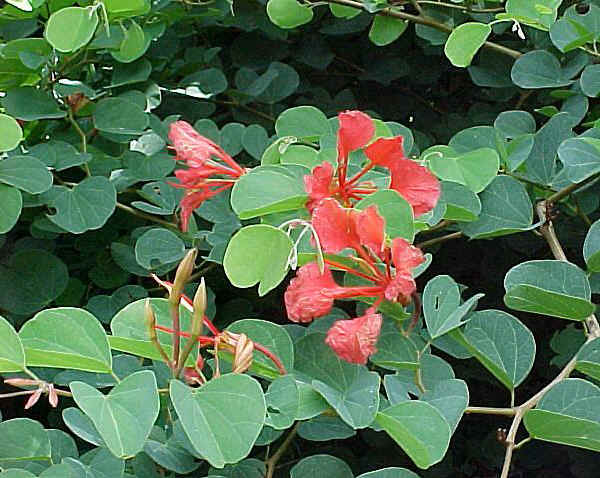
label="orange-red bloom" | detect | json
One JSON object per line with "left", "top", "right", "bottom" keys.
{"left": 325, "top": 309, "right": 382, "bottom": 364}
{"left": 169, "top": 121, "right": 245, "bottom": 231}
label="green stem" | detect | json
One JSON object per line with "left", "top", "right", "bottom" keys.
{"left": 465, "top": 406, "right": 516, "bottom": 416}
{"left": 115, "top": 202, "right": 178, "bottom": 229}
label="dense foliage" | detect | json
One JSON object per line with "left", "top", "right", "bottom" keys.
{"left": 2, "top": 0, "right": 600, "bottom": 477}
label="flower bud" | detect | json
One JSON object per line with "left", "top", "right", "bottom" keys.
{"left": 3, "top": 378, "right": 39, "bottom": 387}
{"left": 145, "top": 299, "right": 157, "bottom": 342}
{"left": 191, "top": 278, "right": 206, "bottom": 337}
{"left": 170, "top": 248, "right": 197, "bottom": 304}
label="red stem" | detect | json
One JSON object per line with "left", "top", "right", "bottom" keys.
{"left": 346, "top": 162, "right": 375, "bottom": 187}
{"left": 324, "top": 258, "right": 378, "bottom": 282}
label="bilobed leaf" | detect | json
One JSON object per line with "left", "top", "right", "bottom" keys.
{"left": 45, "top": 177, "right": 117, "bottom": 234}
{"left": 2, "top": 87, "right": 65, "bottom": 121}
{"left": 93, "top": 98, "right": 149, "bottom": 135}
{"left": 504, "top": 260, "right": 595, "bottom": 320}
{"left": 266, "top": 0, "right": 313, "bottom": 29}
{"left": 423, "top": 275, "right": 483, "bottom": 339}
{"left": 0, "top": 184, "right": 22, "bottom": 234}
{"left": 290, "top": 455, "right": 353, "bottom": 478}
{"left": 298, "top": 415, "right": 355, "bottom": 441}
{"left": 70, "top": 370, "right": 159, "bottom": 458}
{"left": 450, "top": 310, "right": 535, "bottom": 390}
{"left": 265, "top": 375, "right": 298, "bottom": 429}
{"left": 111, "top": 20, "right": 148, "bottom": 63}
{"left": 231, "top": 164, "right": 308, "bottom": 219}
{"left": 224, "top": 225, "right": 293, "bottom": 296}
{"left": 357, "top": 468, "right": 421, "bottom": 478}
{"left": 421, "top": 379, "right": 468, "bottom": 433}
{"left": 0, "top": 315, "right": 25, "bottom": 372}
{"left": 550, "top": 18, "right": 594, "bottom": 52}
{"left": 0, "top": 114, "right": 23, "bottom": 152}
{"left": 227, "top": 319, "right": 294, "bottom": 378}
{"left": 494, "top": 110, "right": 536, "bottom": 139}
{"left": 294, "top": 333, "right": 380, "bottom": 428}
{"left": 375, "top": 401, "right": 450, "bottom": 469}
{"left": 0, "top": 156, "right": 52, "bottom": 194}
{"left": 444, "top": 22, "right": 491, "bottom": 68}
{"left": 584, "top": 219, "right": 600, "bottom": 272}
{"left": 109, "top": 298, "right": 198, "bottom": 366}
{"left": 505, "top": 0, "right": 560, "bottom": 28}
{"left": 576, "top": 338, "right": 600, "bottom": 381}
{"left": 558, "top": 137, "right": 600, "bottom": 183}
{"left": 370, "top": 330, "right": 419, "bottom": 371}
{"left": 440, "top": 181, "right": 481, "bottom": 222}
{"left": 170, "top": 374, "right": 266, "bottom": 468}
{"left": 369, "top": 16, "right": 408, "bottom": 46}
{"left": 135, "top": 228, "right": 185, "bottom": 270}
{"left": 62, "top": 407, "right": 104, "bottom": 447}
{"left": 275, "top": 106, "right": 330, "bottom": 139}
{"left": 356, "top": 189, "right": 414, "bottom": 241}
{"left": 19, "top": 308, "right": 112, "bottom": 373}
{"left": 524, "top": 378, "right": 600, "bottom": 451}
{"left": 44, "top": 7, "right": 99, "bottom": 53}
{"left": 0, "top": 419, "right": 51, "bottom": 462}
{"left": 460, "top": 175, "right": 533, "bottom": 238}
{"left": 427, "top": 146, "right": 499, "bottom": 193}
{"left": 511, "top": 50, "right": 573, "bottom": 89}
{"left": 580, "top": 64, "right": 600, "bottom": 97}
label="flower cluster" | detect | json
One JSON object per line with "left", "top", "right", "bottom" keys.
{"left": 304, "top": 110, "right": 440, "bottom": 216}
{"left": 169, "top": 121, "right": 246, "bottom": 231}
{"left": 286, "top": 110, "right": 440, "bottom": 364}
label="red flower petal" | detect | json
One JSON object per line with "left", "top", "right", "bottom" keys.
{"left": 304, "top": 161, "right": 334, "bottom": 212}
{"left": 169, "top": 121, "right": 223, "bottom": 167}
{"left": 391, "top": 237, "right": 425, "bottom": 273}
{"left": 384, "top": 270, "right": 416, "bottom": 304}
{"left": 337, "top": 110, "right": 375, "bottom": 160}
{"left": 354, "top": 205, "right": 385, "bottom": 256}
{"left": 389, "top": 159, "right": 440, "bottom": 217}
{"left": 284, "top": 263, "right": 338, "bottom": 323}
{"left": 325, "top": 310, "right": 382, "bottom": 364}
{"left": 364, "top": 136, "right": 405, "bottom": 167}
{"left": 312, "top": 198, "right": 360, "bottom": 254}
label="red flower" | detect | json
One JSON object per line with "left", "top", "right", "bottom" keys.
{"left": 311, "top": 199, "right": 360, "bottom": 254}
{"left": 355, "top": 205, "right": 385, "bottom": 257}
{"left": 365, "top": 137, "right": 440, "bottom": 217}
{"left": 337, "top": 110, "right": 375, "bottom": 162}
{"left": 304, "top": 161, "right": 334, "bottom": 213}
{"left": 169, "top": 121, "right": 245, "bottom": 231}
{"left": 325, "top": 309, "right": 382, "bottom": 364}
{"left": 391, "top": 237, "right": 425, "bottom": 272}
{"left": 284, "top": 263, "right": 339, "bottom": 323}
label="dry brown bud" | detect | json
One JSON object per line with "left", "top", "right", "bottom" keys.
{"left": 170, "top": 249, "right": 197, "bottom": 304}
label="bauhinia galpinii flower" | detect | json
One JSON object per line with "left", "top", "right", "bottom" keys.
{"left": 169, "top": 120, "right": 246, "bottom": 231}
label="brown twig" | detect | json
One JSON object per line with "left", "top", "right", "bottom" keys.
{"left": 265, "top": 423, "right": 300, "bottom": 478}
{"left": 417, "top": 231, "right": 463, "bottom": 249}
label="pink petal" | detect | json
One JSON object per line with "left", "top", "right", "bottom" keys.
{"left": 391, "top": 237, "right": 425, "bottom": 273}
{"left": 354, "top": 205, "right": 385, "bottom": 256}
{"left": 325, "top": 310, "right": 382, "bottom": 364}
{"left": 364, "top": 136, "right": 405, "bottom": 167}
{"left": 337, "top": 111, "right": 375, "bottom": 160}
{"left": 389, "top": 159, "right": 440, "bottom": 217}
{"left": 304, "top": 161, "right": 334, "bottom": 212}
{"left": 312, "top": 198, "right": 360, "bottom": 254}
{"left": 168, "top": 121, "right": 223, "bottom": 167}
{"left": 284, "top": 263, "right": 338, "bottom": 323}
{"left": 384, "top": 270, "right": 417, "bottom": 305}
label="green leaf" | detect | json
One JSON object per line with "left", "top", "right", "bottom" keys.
{"left": 421, "top": 379, "right": 468, "bottom": 434}
{"left": 369, "top": 16, "right": 408, "bottom": 46}
{"left": 71, "top": 370, "right": 159, "bottom": 458}
{"left": 450, "top": 310, "right": 535, "bottom": 390}
{"left": 231, "top": 165, "right": 308, "bottom": 219}
{"left": 426, "top": 146, "right": 499, "bottom": 193}
{"left": 0, "top": 184, "right": 22, "bottom": 234}
{"left": 265, "top": 375, "right": 298, "bottom": 429}
{"left": 0, "top": 114, "right": 23, "bottom": 152}
{"left": 505, "top": 0, "right": 561, "bottom": 29}
{"left": 0, "top": 249, "right": 69, "bottom": 315}
{"left": 357, "top": 468, "right": 421, "bottom": 478}
{"left": 460, "top": 175, "right": 533, "bottom": 239}
{"left": 135, "top": 228, "right": 185, "bottom": 270}
{"left": 297, "top": 416, "right": 355, "bottom": 441}
{"left": 44, "top": 7, "right": 99, "bottom": 53}
{"left": 2, "top": 87, "right": 65, "bottom": 121}
{"left": 227, "top": 319, "right": 294, "bottom": 379}
{"left": 266, "top": 0, "right": 313, "bottom": 29}
{"left": 62, "top": 407, "right": 104, "bottom": 446}
{"left": 355, "top": 189, "right": 414, "bottom": 241}
{"left": 550, "top": 18, "right": 594, "bottom": 53}
{"left": 290, "top": 455, "right": 353, "bottom": 478}
{"left": 423, "top": 275, "right": 483, "bottom": 339}
{"left": 524, "top": 378, "right": 600, "bottom": 451}
{"left": 224, "top": 225, "right": 293, "bottom": 296}
{"left": 275, "top": 106, "right": 330, "bottom": 139}
{"left": 93, "top": 98, "right": 149, "bottom": 135}
{"left": 242, "top": 124, "right": 270, "bottom": 160}
{"left": 111, "top": 20, "right": 148, "bottom": 63}
{"left": 170, "top": 374, "right": 266, "bottom": 468}
{"left": 558, "top": 137, "right": 600, "bottom": 183}
{"left": 370, "top": 331, "right": 419, "bottom": 371}
{"left": 444, "top": 23, "right": 491, "bottom": 68}
{"left": 104, "top": 0, "right": 150, "bottom": 17}
{"left": 440, "top": 182, "right": 481, "bottom": 222}
{"left": 494, "top": 110, "right": 536, "bottom": 139}
{"left": 295, "top": 382, "right": 330, "bottom": 420}
{"left": 0, "top": 156, "right": 52, "bottom": 194}
{"left": 375, "top": 401, "right": 450, "bottom": 469}
{"left": 504, "top": 260, "right": 595, "bottom": 320}
{"left": 144, "top": 431, "right": 200, "bottom": 474}
{"left": 511, "top": 50, "right": 573, "bottom": 89}
{"left": 181, "top": 68, "right": 228, "bottom": 97}
{"left": 576, "top": 338, "right": 600, "bottom": 381}
{"left": 0, "top": 419, "right": 51, "bottom": 462}
{"left": 584, "top": 219, "right": 600, "bottom": 272}
{"left": 0, "top": 315, "right": 25, "bottom": 372}
{"left": 295, "top": 333, "right": 380, "bottom": 428}
{"left": 110, "top": 58, "right": 152, "bottom": 87}
{"left": 19, "top": 307, "right": 112, "bottom": 373}
{"left": 45, "top": 177, "right": 117, "bottom": 234}
{"left": 110, "top": 298, "right": 198, "bottom": 365}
